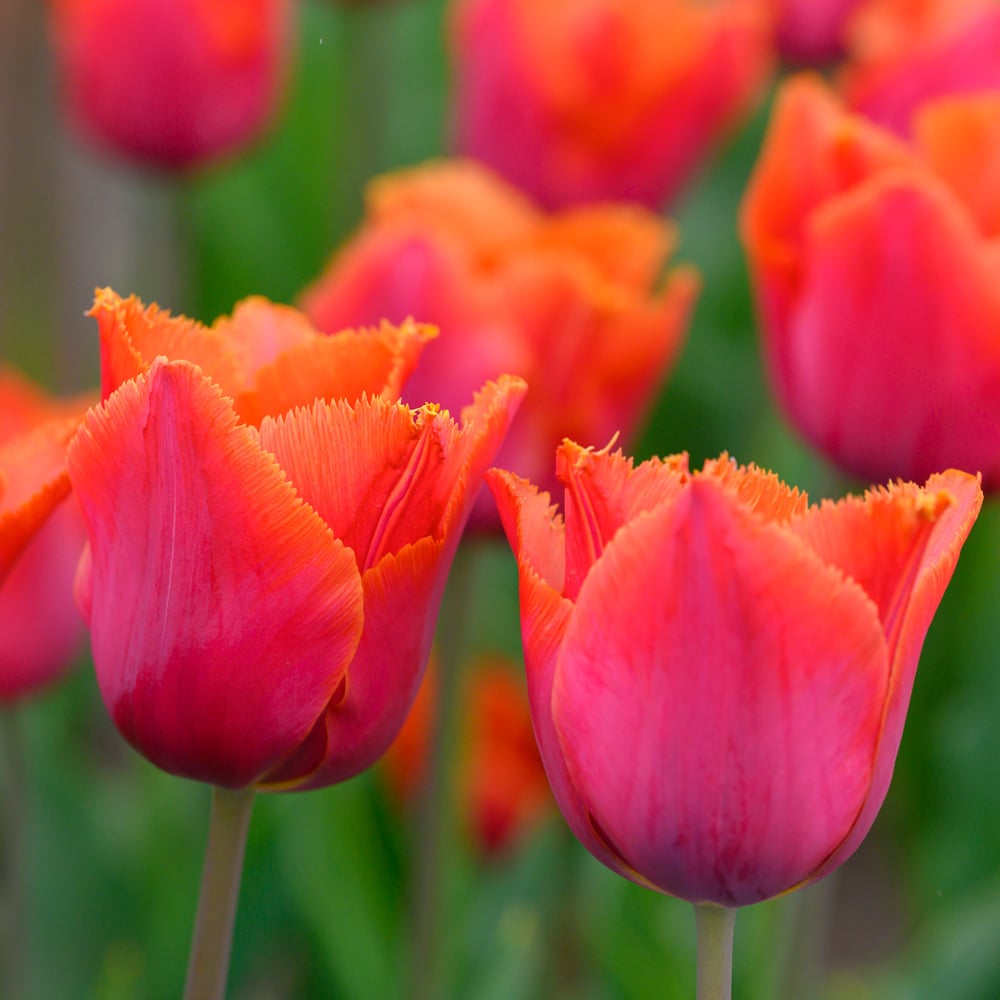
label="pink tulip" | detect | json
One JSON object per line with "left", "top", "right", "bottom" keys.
{"left": 488, "top": 444, "right": 981, "bottom": 905}
{"left": 47, "top": 0, "right": 295, "bottom": 168}
{"left": 450, "top": 0, "right": 772, "bottom": 208}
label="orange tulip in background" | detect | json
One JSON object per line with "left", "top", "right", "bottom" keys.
{"left": 301, "top": 161, "right": 698, "bottom": 526}
{"left": 840, "top": 0, "right": 1000, "bottom": 136}
{"left": 67, "top": 290, "right": 525, "bottom": 789}
{"left": 46, "top": 0, "right": 295, "bottom": 168}
{"left": 742, "top": 75, "right": 1000, "bottom": 488}
{"left": 488, "top": 444, "right": 981, "bottom": 905}
{"left": 0, "top": 369, "right": 93, "bottom": 701}
{"left": 449, "top": 0, "right": 772, "bottom": 209}
{"left": 383, "top": 657, "right": 551, "bottom": 856}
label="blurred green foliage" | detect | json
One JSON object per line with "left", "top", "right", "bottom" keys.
{"left": 5, "top": 1, "right": 1000, "bottom": 998}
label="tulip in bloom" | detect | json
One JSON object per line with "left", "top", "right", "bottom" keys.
{"left": 47, "top": 0, "right": 295, "bottom": 168}
{"left": 450, "top": 0, "right": 772, "bottom": 208}
{"left": 769, "top": 0, "right": 866, "bottom": 63}
{"left": 840, "top": 0, "right": 1000, "bottom": 136}
{"left": 302, "top": 161, "right": 698, "bottom": 522}
{"left": 68, "top": 291, "right": 525, "bottom": 789}
{"left": 0, "top": 368, "right": 93, "bottom": 700}
{"left": 488, "top": 443, "right": 981, "bottom": 905}
{"left": 741, "top": 75, "right": 1000, "bottom": 488}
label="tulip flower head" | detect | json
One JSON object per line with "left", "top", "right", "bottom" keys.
{"left": 0, "top": 369, "right": 93, "bottom": 700}
{"left": 488, "top": 444, "right": 981, "bottom": 905}
{"left": 742, "top": 75, "right": 1000, "bottom": 489}
{"left": 67, "top": 291, "right": 525, "bottom": 790}
{"left": 302, "top": 161, "right": 698, "bottom": 525}
{"left": 47, "top": 0, "right": 295, "bottom": 168}
{"left": 769, "top": 0, "right": 866, "bottom": 63}
{"left": 450, "top": 0, "right": 772, "bottom": 209}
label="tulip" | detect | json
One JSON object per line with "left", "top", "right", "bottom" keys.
{"left": 741, "top": 75, "right": 1000, "bottom": 488}
{"left": 69, "top": 292, "right": 525, "bottom": 790}
{"left": 301, "top": 161, "right": 698, "bottom": 525}
{"left": 488, "top": 443, "right": 980, "bottom": 989}
{"left": 46, "top": 0, "right": 295, "bottom": 168}
{"left": 840, "top": 0, "right": 1000, "bottom": 136}
{"left": 0, "top": 368, "right": 93, "bottom": 700}
{"left": 449, "top": 0, "right": 772, "bottom": 209}
{"left": 770, "top": 0, "right": 865, "bottom": 63}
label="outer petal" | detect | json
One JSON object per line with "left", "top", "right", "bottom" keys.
{"left": 0, "top": 415, "right": 80, "bottom": 582}
{"left": 0, "top": 499, "right": 86, "bottom": 700}
{"left": 553, "top": 478, "right": 889, "bottom": 905}
{"left": 67, "top": 360, "right": 364, "bottom": 788}
{"left": 787, "top": 170, "right": 1000, "bottom": 486}
{"left": 263, "top": 536, "right": 447, "bottom": 789}
{"left": 486, "top": 468, "right": 640, "bottom": 881}
{"left": 791, "top": 470, "right": 982, "bottom": 876}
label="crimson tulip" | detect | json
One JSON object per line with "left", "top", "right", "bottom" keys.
{"left": 769, "top": 0, "right": 865, "bottom": 63}
{"left": 449, "top": 0, "right": 772, "bottom": 209}
{"left": 0, "top": 368, "right": 93, "bottom": 700}
{"left": 68, "top": 292, "right": 525, "bottom": 789}
{"left": 488, "top": 443, "right": 981, "bottom": 906}
{"left": 301, "top": 161, "right": 698, "bottom": 525}
{"left": 742, "top": 76, "right": 1000, "bottom": 488}
{"left": 47, "top": 0, "right": 295, "bottom": 168}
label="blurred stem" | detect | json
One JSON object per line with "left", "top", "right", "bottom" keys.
{"left": 183, "top": 786, "right": 256, "bottom": 1000}
{"left": 695, "top": 903, "right": 736, "bottom": 1000}
{"left": 0, "top": 711, "right": 26, "bottom": 1000}
{"left": 409, "top": 540, "right": 479, "bottom": 1000}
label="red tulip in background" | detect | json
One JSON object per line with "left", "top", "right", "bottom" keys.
{"left": 67, "top": 290, "right": 525, "bottom": 789}
{"left": 769, "top": 0, "right": 866, "bottom": 63}
{"left": 449, "top": 0, "right": 772, "bottom": 209}
{"left": 383, "top": 657, "right": 551, "bottom": 856}
{"left": 741, "top": 75, "right": 1000, "bottom": 488}
{"left": 0, "top": 368, "right": 93, "bottom": 700}
{"left": 488, "top": 443, "right": 981, "bottom": 905}
{"left": 47, "top": 0, "right": 295, "bottom": 168}
{"left": 301, "top": 161, "right": 698, "bottom": 524}
{"left": 840, "top": 0, "right": 1000, "bottom": 136}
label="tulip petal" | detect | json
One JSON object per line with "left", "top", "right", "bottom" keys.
{"left": 553, "top": 478, "right": 889, "bottom": 905}
{"left": 264, "top": 536, "right": 447, "bottom": 789}
{"left": 486, "top": 467, "right": 644, "bottom": 882}
{"left": 791, "top": 470, "right": 983, "bottom": 875}
{"left": 67, "top": 360, "right": 364, "bottom": 788}
{"left": 790, "top": 170, "right": 1000, "bottom": 485}
{"left": 91, "top": 288, "right": 242, "bottom": 401}
{"left": 0, "top": 416, "right": 80, "bottom": 582}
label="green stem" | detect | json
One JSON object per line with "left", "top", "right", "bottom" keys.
{"left": 0, "top": 711, "right": 27, "bottom": 1000}
{"left": 695, "top": 903, "right": 736, "bottom": 1000}
{"left": 409, "top": 541, "right": 478, "bottom": 1000}
{"left": 183, "top": 786, "right": 256, "bottom": 1000}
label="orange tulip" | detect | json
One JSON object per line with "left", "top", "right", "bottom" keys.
{"left": 449, "top": 0, "right": 772, "bottom": 208}
{"left": 301, "top": 161, "right": 698, "bottom": 525}
{"left": 488, "top": 444, "right": 981, "bottom": 905}
{"left": 0, "top": 369, "right": 93, "bottom": 700}
{"left": 68, "top": 291, "right": 525, "bottom": 789}
{"left": 47, "top": 0, "right": 295, "bottom": 168}
{"left": 841, "top": 0, "right": 1000, "bottom": 136}
{"left": 742, "top": 76, "right": 1000, "bottom": 487}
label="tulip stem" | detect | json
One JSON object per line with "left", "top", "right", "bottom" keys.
{"left": 694, "top": 903, "right": 736, "bottom": 1000}
{"left": 183, "top": 785, "right": 256, "bottom": 1000}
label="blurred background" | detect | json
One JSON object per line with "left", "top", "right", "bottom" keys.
{"left": 3, "top": 1, "right": 1000, "bottom": 998}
